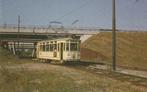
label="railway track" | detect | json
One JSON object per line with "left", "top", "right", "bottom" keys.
{"left": 62, "top": 61, "right": 147, "bottom": 87}
{"left": 34, "top": 59, "right": 147, "bottom": 87}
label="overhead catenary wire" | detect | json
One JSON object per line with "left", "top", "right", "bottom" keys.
{"left": 72, "top": 20, "right": 79, "bottom": 25}
{"left": 54, "top": 0, "right": 95, "bottom": 21}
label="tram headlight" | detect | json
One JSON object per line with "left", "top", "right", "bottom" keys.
{"left": 68, "top": 53, "right": 70, "bottom": 56}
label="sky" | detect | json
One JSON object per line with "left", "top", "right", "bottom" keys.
{"left": 0, "top": 0, "right": 147, "bottom": 30}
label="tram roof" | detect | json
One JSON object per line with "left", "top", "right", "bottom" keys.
{"left": 38, "top": 37, "right": 80, "bottom": 43}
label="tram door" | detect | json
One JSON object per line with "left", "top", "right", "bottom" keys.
{"left": 59, "top": 43, "right": 63, "bottom": 60}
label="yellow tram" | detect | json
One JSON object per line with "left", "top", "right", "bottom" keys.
{"left": 36, "top": 38, "right": 80, "bottom": 63}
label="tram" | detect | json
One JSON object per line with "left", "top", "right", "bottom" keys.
{"left": 36, "top": 37, "right": 80, "bottom": 63}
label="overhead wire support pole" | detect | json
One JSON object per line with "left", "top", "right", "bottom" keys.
{"left": 17, "top": 15, "right": 20, "bottom": 56}
{"left": 112, "top": 0, "right": 116, "bottom": 71}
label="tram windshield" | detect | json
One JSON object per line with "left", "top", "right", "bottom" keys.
{"left": 70, "top": 42, "right": 80, "bottom": 51}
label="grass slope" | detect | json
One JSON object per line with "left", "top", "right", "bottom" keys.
{"left": 81, "top": 32, "right": 147, "bottom": 69}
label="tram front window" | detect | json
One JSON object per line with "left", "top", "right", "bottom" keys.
{"left": 70, "top": 43, "right": 78, "bottom": 51}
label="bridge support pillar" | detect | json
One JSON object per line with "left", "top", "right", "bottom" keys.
{"left": 31, "top": 42, "right": 37, "bottom": 57}
{"left": 12, "top": 42, "right": 16, "bottom": 55}
{"left": 8, "top": 43, "right": 12, "bottom": 52}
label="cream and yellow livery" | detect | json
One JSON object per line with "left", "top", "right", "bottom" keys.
{"left": 36, "top": 38, "right": 80, "bottom": 63}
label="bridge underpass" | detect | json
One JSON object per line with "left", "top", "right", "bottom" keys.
{"left": 0, "top": 34, "right": 80, "bottom": 57}
{"left": 0, "top": 26, "right": 99, "bottom": 57}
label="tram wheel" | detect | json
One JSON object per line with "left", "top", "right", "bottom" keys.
{"left": 60, "top": 60, "right": 65, "bottom": 64}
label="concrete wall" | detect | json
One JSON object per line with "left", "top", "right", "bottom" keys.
{"left": 0, "top": 26, "right": 100, "bottom": 35}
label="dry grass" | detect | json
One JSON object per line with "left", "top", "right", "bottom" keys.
{"left": 0, "top": 64, "right": 147, "bottom": 92}
{"left": 0, "top": 45, "right": 147, "bottom": 92}
{"left": 81, "top": 31, "right": 147, "bottom": 70}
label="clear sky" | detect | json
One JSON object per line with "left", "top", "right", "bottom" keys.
{"left": 0, "top": 0, "right": 147, "bottom": 30}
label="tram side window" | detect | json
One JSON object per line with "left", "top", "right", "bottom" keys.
{"left": 66, "top": 43, "right": 69, "bottom": 51}
{"left": 46, "top": 44, "right": 49, "bottom": 51}
{"left": 70, "top": 43, "right": 77, "bottom": 51}
{"left": 50, "top": 44, "right": 53, "bottom": 51}
{"left": 43, "top": 44, "right": 45, "bottom": 51}
{"left": 39, "top": 45, "right": 42, "bottom": 51}
{"left": 53, "top": 44, "right": 57, "bottom": 51}
{"left": 40, "top": 45, "right": 43, "bottom": 51}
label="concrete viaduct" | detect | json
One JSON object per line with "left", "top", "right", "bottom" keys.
{"left": 0, "top": 26, "right": 100, "bottom": 57}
